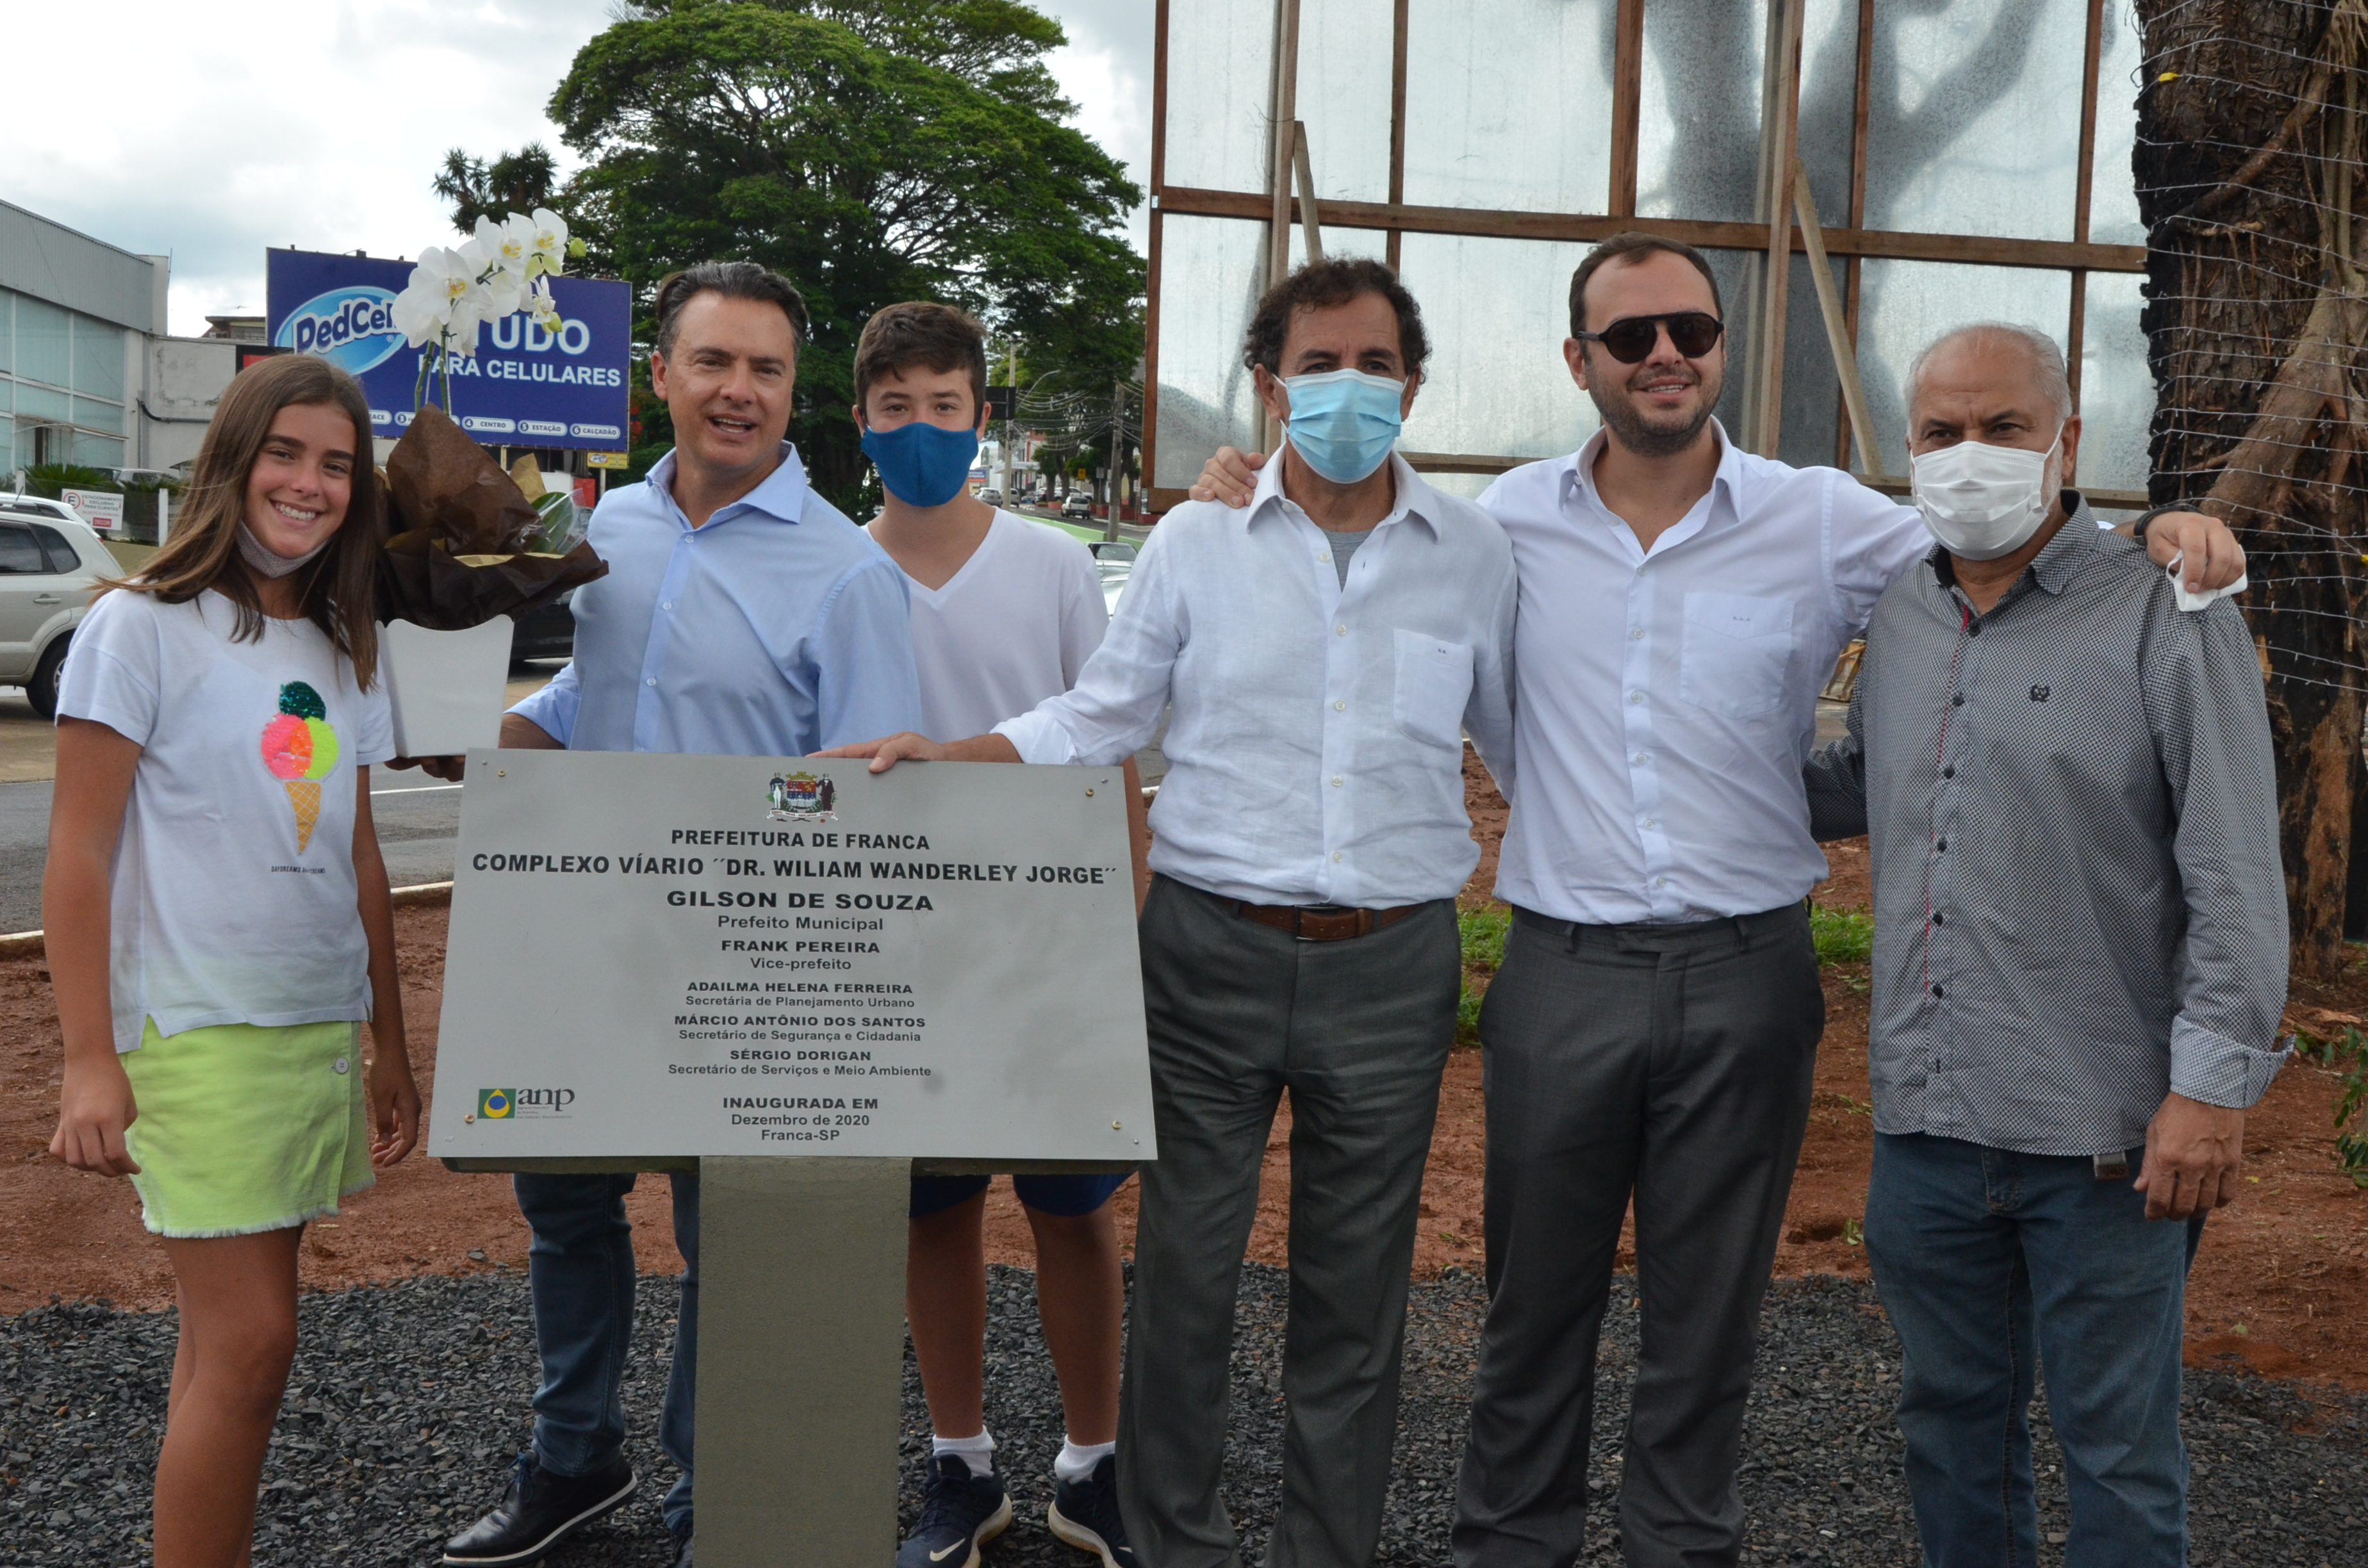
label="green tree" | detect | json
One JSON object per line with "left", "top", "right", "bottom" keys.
{"left": 432, "top": 143, "right": 562, "bottom": 233}
{"left": 546, "top": 0, "right": 1144, "bottom": 510}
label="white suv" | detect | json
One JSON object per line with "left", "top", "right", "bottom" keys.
{"left": 0, "top": 497, "right": 115, "bottom": 719}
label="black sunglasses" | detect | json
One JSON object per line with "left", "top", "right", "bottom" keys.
{"left": 1575, "top": 311, "right": 1725, "bottom": 363}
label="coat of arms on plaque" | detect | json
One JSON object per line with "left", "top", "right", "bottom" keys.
{"left": 767, "top": 769, "right": 837, "bottom": 822}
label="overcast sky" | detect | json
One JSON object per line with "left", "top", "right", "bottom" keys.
{"left": 8, "top": 0, "right": 1152, "bottom": 338}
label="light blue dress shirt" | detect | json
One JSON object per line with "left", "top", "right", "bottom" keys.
{"left": 509, "top": 443, "right": 922, "bottom": 756}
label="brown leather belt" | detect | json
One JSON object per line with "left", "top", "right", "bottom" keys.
{"left": 1228, "top": 900, "right": 1427, "bottom": 942}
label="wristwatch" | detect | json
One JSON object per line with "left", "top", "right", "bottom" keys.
{"left": 2127, "top": 502, "right": 2190, "bottom": 542}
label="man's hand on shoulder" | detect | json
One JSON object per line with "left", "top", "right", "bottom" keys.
{"left": 2132, "top": 509, "right": 2245, "bottom": 594}
{"left": 1188, "top": 447, "right": 1267, "bottom": 509}
{"left": 814, "top": 732, "right": 1022, "bottom": 772}
{"left": 2135, "top": 1091, "right": 2246, "bottom": 1220}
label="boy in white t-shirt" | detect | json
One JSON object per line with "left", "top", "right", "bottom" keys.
{"left": 856, "top": 302, "right": 1149, "bottom": 1568}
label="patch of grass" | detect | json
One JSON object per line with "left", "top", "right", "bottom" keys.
{"left": 1456, "top": 904, "right": 1512, "bottom": 1046}
{"left": 1459, "top": 905, "right": 1510, "bottom": 971}
{"left": 1810, "top": 904, "right": 1873, "bottom": 967}
{"left": 2292, "top": 1025, "right": 2368, "bottom": 1188}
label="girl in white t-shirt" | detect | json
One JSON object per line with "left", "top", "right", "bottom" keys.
{"left": 45, "top": 353, "right": 418, "bottom": 1567}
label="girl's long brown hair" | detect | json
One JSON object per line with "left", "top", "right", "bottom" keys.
{"left": 113, "top": 354, "right": 382, "bottom": 688}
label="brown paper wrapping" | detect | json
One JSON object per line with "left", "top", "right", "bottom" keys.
{"left": 377, "top": 404, "right": 607, "bottom": 630}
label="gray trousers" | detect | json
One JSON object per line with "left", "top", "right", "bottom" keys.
{"left": 1453, "top": 905, "right": 1823, "bottom": 1568}
{"left": 1118, "top": 875, "right": 1461, "bottom": 1568}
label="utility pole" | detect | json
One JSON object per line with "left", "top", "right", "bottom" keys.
{"left": 999, "top": 342, "right": 1017, "bottom": 507}
{"left": 1105, "top": 377, "right": 1122, "bottom": 542}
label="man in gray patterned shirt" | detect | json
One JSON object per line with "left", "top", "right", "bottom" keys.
{"left": 1804, "top": 322, "right": 2288, "bottom": 1568}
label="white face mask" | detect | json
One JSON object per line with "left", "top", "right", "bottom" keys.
{"left": 1909, "top": 428, "right": 2064, "bottom": 561}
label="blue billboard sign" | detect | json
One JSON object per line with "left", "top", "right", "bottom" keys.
{"left": 265, "top": 248, "right": 631, "bottom": 448}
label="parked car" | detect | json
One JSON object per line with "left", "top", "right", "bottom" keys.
{"left": 977, "top": 487, "right": 1003, "bottom": 507}
{"left": 0, "top": 494, "right": 88, "bottom": 528}
{"left": 1087, "top": 539, "right": 1136, "bottom": 617}
{"left": 509, "top": 589, "right": 577, "bottom": 664}
{"left": 0, "top": 502, "right": 114, "bottom": 719}
{"left": 1061, "top": 491, "right": 1094, "bottom": 519}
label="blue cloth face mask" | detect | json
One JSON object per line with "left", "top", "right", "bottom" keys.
{"left": 1283, "top": 368, "right": 1405, "bottom": 484}
{"left": 860, "top": 418, "right": 980, "bottom": 507}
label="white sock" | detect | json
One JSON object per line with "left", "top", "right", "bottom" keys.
{"left": 1055, "top": 1437, "right": 1115, "bottom": 1485}
{"left": 933, "top": 1428, "right": 996, "bottom": 1478}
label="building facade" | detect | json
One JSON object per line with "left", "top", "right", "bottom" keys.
{"left": 0, "top": 200, "right": 234, "bottom": 479}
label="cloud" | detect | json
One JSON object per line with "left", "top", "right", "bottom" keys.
{"left": 12, "top": 0, "right": 612, "bottom": 334}
{"left": 12, "top": 0, "right": 1153, "bottom": 338}
{"left": 1038, "top": 0, "right": 1156, "bottom": 254}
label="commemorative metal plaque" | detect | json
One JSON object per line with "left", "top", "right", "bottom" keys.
{"left": 426, "top": 749, "right": 1155, "bottom": 1162}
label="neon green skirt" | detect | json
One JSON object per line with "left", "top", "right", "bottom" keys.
{"left": 121, "top": 1017, "right": 374, "bottom": 1238}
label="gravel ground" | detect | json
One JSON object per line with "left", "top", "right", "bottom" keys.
{"left": 3, "top": 1266, "right": 2364, "bottom": 1566}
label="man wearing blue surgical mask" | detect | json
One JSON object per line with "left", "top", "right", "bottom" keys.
{"left": 823, "top": 257, "right": 1518, "bottom": 1568}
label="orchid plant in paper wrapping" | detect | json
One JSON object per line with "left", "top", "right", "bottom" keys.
{"left": 372, "top": 210, "right": 609, "bottom": 756}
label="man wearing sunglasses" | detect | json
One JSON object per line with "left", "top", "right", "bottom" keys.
{"left": 1190, "top": 231, "right": 2244, "bottom": 1568}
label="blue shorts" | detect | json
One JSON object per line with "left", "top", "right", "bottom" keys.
{"left": 909, "top": 1169, "right": 1134, "bottom": 1220}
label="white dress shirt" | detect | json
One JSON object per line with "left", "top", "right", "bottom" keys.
{"left": 1485, "top": 422, "right": 1926, "bottom": 924}
{"left": 997, "top": 451, "right": 1518, "bottom": 908}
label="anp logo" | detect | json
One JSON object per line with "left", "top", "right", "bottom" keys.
{"left": 479, "top": 1089, "right": 514, "bottom": 1120}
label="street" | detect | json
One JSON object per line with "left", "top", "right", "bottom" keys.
{"left": 0, "top": 632, "right": 1830, "bottom": 934}
{"left": 0, "top": 659, "right": 1176, "bottom": 935}
{"left": 0, "top": 729, "right": 472, "bottom": 936}
{"left": 0, "top": 671, "right": 563, "bottom": 935}
{"left": 1008, "top": 498, "right": 1153, "bottom": 545}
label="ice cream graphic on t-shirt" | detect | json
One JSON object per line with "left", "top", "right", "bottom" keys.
{"left": 260, "top": 682, "right": 340, "bottom": 852}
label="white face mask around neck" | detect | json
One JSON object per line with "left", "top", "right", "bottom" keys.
{"left": 237, "top": 525, "right": 333, "bottom": 579}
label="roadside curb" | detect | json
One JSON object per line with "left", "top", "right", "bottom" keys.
{"left": 0, "top": 881, "right": 454, "bottom": 961}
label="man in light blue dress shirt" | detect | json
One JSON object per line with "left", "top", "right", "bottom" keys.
{"left": 441, "top": 263, "right": 921, "bottom": 1568}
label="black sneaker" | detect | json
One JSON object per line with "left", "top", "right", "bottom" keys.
{"left": 441, "top": 1451, "right": 637, "bottom": 1565}
{"left": 1048, "top": 1455, "right": 1137, "bottom": 1568}
{"left": 896, "top": 1453, "right": 1012, "bottom": 1568}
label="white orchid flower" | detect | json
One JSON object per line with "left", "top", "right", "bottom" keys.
{"left": 412, "top": 246, "right": 475, "bottom": 306}
{"left": 441, "top": 309, "right": 486, "bottom": 357}
{"left": 527, "top": 276, "right": 563, "bottom": 331}
{"left": 457, "top": 233, "right": 499, "bottom": 280}
{"left": 390, "top": 282, "right": 449, "bottom": 349}
{"left": 479, "top": 265, "right": 525, "bottom": 321}
{"left": 475, "top": 213, "right": 532, "bottom": 278}
{"left": 523, "top": 208, "right": 571, "bottom": 277}
{"left": 402, "top": 247, "right": 490, "bottom": 355}
{"left": 393, "top": 249, "right": 470, "bottom": 346}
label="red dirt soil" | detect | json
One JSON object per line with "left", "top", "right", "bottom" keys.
{"left": 6, "top": 756, "right": 2368, "bottom": 1396}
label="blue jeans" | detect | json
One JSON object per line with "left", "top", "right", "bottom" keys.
{"left": 1864, "top": 1132, "right": 2205, "bottom": 1568}
{"left": 514, "top": 1170, "right": 700, "bottom": 1541}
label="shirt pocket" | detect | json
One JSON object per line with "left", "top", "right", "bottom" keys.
{"left": 1679, "top": 592, "right": 1795, "bottom": 719}
{"left": 1393, "top": 630, "right": 1475, "bottom": 750}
